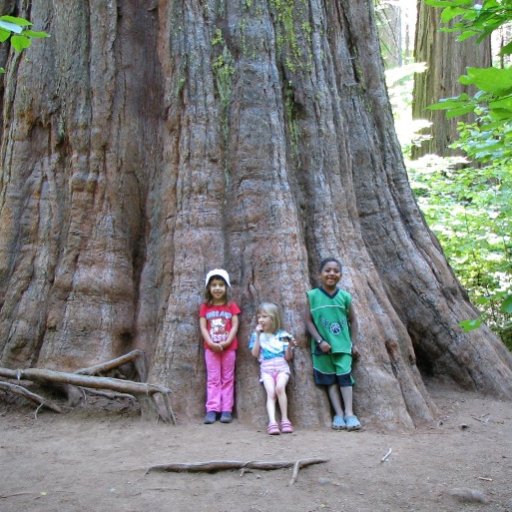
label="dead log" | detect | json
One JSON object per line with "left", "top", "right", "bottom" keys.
{"left": 0, "top": 367, "right": 174, "bottom": 422}
{"left": 0, "top": 380, "right": 62, "bottom": 413}
{"left": 146, "top": 458, "right": 328, "bottom": 484}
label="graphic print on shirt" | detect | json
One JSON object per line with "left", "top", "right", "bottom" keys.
{"left": 210, "top": 317, "right": 228, "bottom": 343}
{"left": 320, "top": 315, "right": 346, "bottom": 336}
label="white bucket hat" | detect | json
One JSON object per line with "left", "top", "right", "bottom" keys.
{"left": 205, "top": 268, "right": 231, "bottom": 288}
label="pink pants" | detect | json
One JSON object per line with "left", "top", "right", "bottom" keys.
{"left": 204, "top": 348, "right": 236, "bottom": 413}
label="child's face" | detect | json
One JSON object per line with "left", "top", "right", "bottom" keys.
{"left": 208, "top": 278, "right": 227, "bottom": 302}
{"left": 320, "top": 261, "right": 342, "bottom": 289}
{"left": 257, "top": 311, "right": 274, "bottom": 333}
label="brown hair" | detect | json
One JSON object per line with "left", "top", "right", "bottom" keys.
{"left": 204, "top": 276, "right": 230, "bottom": 305}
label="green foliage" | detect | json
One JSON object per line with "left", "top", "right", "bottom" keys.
{"left": 424, "top": 0, "right": 512, "bottom": 49}
{"left": 386, "top": 68, "right": 511, "bottom": 349}
{"left": 503, "top": 294, "right": 512, "bottom": 313}
{"left": 428, "top": 66, "right": 512, "bottom": 133}
{"left": 418, "top": 0, "right": 512, "bottom": 348}
{"left": 422, "top": 0, "right": 512, "bottom": 166}
{"left": 424, "top": 0, "right": 512, "bottom": 161}
{"left": 0, "top": 15, "right": 49, "bottom": 73}
{"left": 407, "top": 149, "right": 512, "bottom": 348}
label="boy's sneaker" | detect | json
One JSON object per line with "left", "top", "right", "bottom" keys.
{"left": 220, "top": 411, "right": 233, "bottom": 423}
{"left": 332, "top": 415, "right": 346, "bottom": 430}
{"left": 203, "top": 411, "right": 217, "bottom": 424}
{"left": 344, "top": 415, "right": 361, "bottom": 431}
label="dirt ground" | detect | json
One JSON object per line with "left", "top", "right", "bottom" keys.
{"left": 0, "top": 382, "right": 511, "bottom": 512}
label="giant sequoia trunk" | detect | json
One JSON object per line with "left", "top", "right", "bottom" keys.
{"left": 411, "top": 1, "right": 492, "bottom": 158}
{"left": 0, "top": 0, "right": 511, "bottom": 429}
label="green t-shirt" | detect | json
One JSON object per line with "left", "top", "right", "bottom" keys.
{"left": 307, "top": 287, "right": 352, "bottom": 354}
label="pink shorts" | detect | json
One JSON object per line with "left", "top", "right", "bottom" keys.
{"left": 260, "top": 357, "right": 290, "bottom": 383}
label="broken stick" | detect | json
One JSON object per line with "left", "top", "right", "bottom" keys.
{"left": 380, "top": 448, "right": 392, "bottom": 463}
{"left": 146, "top": 458, "right": 328, "bottom": 484}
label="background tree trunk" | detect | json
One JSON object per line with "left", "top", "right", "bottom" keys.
{"left": 411, "top": 1, "right": 492, "bottom": 158}
{"left": 375, "top": 0, "right": 403, "bottom": 68}
{"left": 1, "top": 0, "right": 511, "bottom": 429}
{"left": 374, "top": 0, "right": 415, "bottom": 69}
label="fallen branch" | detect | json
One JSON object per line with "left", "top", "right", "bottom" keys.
{"left": 146, "top": 458, "right": 328, "bottom": 484}
{"left": 0, "top": 491, "right": 33, "bottom": 499}
{"left": 0, "top": 380, "right": 62, "bottom": 413}
{"left": 471, "top": 414, "right": 490, "bottom": 424}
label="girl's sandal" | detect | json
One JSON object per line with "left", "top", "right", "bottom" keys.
{"left": 280, "top": 419, "right": 294, "bottom": 434}
{"left": 267, "top": 422, "right": 280, "bottom": 435}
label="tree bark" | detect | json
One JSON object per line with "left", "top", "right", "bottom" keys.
{"left": 0, "top": 0, "right": 510, "bottom": 429}
{"left": 411, "top": 1, "right": 492, "bottom": 158}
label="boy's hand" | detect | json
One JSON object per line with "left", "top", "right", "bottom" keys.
{"left": 319, "top": 340, "right": 331, "bottom": 353}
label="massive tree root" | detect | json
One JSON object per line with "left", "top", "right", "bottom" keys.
{"left": 75, "top": 349, "right": 147, "bottom": 381}
{"left": 0, "top": 351, "right": 175, "bottom": 422}
{"left": 0, "top": 380, "right": 62, "bottom": 414}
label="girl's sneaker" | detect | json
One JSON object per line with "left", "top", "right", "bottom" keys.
{"left": 220, "top": 411, "right": 233, "bottom": 423}
{"left": 203, "top": 411, "right": 217, "bottom": 424}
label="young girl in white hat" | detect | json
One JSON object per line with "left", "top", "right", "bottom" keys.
{"left": 199, "top": 269, "right": 241, "bottom": 424}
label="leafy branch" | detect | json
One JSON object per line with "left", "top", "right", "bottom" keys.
{"left": 0, "top": 15, "right": 49, "bottom": 72}
{"left": 425, "top": 0, "right": 512, "bottom": 49}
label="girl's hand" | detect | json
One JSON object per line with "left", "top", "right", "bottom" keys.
{"left": 208, "top": 342, "right": 223, "bottom": 353}
{"left": 255, "top": 324, "right": 263, "bottom": 333}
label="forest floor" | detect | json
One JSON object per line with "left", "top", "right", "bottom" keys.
{"left": 0, "top": 382, "right": 511, "bottom": 512}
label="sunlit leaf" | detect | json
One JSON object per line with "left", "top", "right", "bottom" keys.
{"left": 0, "top": 28, "right": 11, "bottom": 42}
{"left": 459, "top": 318, "right": 483, "bottom": 332}
{"left": 502, "top": 295, "right": 512, "bottom": 314}
{"left": 460, "top": 68, "right": 512, "bottom": 95}
{"left": 10, "top": 34, "right": 31, "bottom": 51}
{"left": 500, "top": 41, "right": 512, "bottom": 56}
{"left": 23, "top": 30, "right": 49, "bottom": 39}
{"left": 0, "top": 19, "right": 22, "bottom": 34}
{"left": 0, "top": 15, "right": 32, "bottom": 27}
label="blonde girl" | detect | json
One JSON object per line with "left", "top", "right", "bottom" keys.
{"left": 249, "top": 302, "right": 297, "bottom": 435}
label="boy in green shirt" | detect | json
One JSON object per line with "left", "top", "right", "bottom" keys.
{"left": 305, "top": 258, "right": 361, "bottom": 430}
